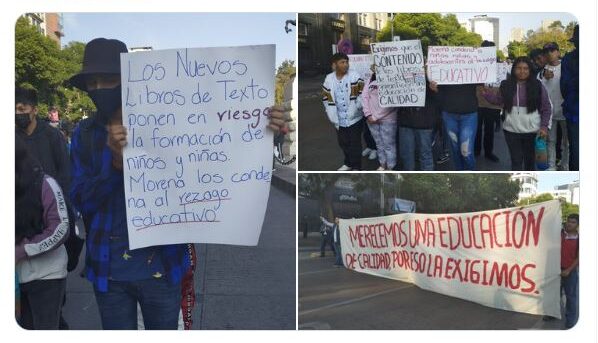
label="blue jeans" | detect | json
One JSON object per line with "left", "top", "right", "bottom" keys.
{"left": 566, "top": 120, "right": 579, "bottom": 171}
{"left": 442, "top": 112, "right": 478, "bottom": 170}
{"left": 94, "top": 279, "right": 181, "bottom": 330}
{"left": 562, "top": 267, "right": 579, "bottom": 329}
{"left": 398, "top": 127, "right": 434, "bottom": 171}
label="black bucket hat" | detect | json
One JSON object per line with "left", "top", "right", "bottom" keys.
{"left": 68, "top": 38, "right": 128, "bottom": 92}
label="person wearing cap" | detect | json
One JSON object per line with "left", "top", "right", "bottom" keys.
{"left": 560, "top": 25, "right": 579, "bottom": 171}
{"left": 68, "top": 38, "right": 291, "bottom": 330}
{"left": 16, "top": 87, "right": 77, "bottom": 329}
{"left": 538, "top": 42, "right": 568, "bottom": 171}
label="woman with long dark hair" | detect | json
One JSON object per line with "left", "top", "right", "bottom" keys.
{"left": 15, "top": 136, "right": 69, "bottom": 329}
{"left": 482, "top": 56, "right": 552, "bottom": 170}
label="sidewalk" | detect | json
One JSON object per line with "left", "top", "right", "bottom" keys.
{"left": 272, "top": 164, "right": 296, "bottom": 197}
{"left": 62, "top": 184, "right": 296, "bottom": 330}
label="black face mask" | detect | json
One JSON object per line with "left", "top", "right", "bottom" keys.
{"left": 15, "top": 113, "right": 32, "bottom": 129}
{"left": 88, "top": 85, "right": 122, "bottom": 124}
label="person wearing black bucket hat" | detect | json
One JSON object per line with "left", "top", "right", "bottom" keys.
{"left": 560, "top": 25, "right": 579, "bottom": 171}
{"left": 69, "top": 38, "right": 291, "bottom": 330}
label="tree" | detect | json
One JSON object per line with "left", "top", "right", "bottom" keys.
{"left": 398, "top": 174, "right": 520, "bottom": 213}
{"left": 518, "top": 193, "right": 579, "bottom": 222}
{"left": 548, "top": 21, "right": 564, "bottom": 31}
{"left": 275, "top": 59, "right": 296, "bottom": 105}
{"left": 507, "top": 40, "right": 529, "bottom": 59}
{"left": 15, "top": 16, "right": 64, "bottom": 116}
{"left": 15, "top": 17, "right": 95, "bottom": 122}
{"left": 299, "top": 174, "right": 400, "bottom": 220}
{"left": 376, "top": 13, "right": 482, "bottom": 54}
{"left": 496, "top": 49, "right": 506, "bottom": 62}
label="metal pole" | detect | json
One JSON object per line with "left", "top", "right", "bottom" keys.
{"left": 380, "top": 174, "right": 385, "bottom": 216}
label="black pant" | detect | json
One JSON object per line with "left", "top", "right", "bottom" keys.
{"left": 475, "top": 107, "right": 500, "bottom": 156}
{"left": 503, "top": 130, "right": 536, "bottom": 170}
{"left": 337, "top": 119, "right": 363, "bottom": 169}
{"left": 19, "top": 278, "right": 66, "bottom": 330}
{"left": 363, "top": 122, "right": 377, "bottom": 150}
{"left": 320, "top": 234, "right": 335, "bottom": 256}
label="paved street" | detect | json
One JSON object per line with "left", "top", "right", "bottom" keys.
{"left": 298, "top": 232, "right": 565, "bottom": 330}
{"left": 61, "top": 184, "right": 296, "bottom": 330}
{"left": 299, "top": 74, "right": 512, "bottom": 171}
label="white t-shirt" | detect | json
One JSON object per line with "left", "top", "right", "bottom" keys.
{"left": 541, "top": 62, "right": 565, "bottom": 121}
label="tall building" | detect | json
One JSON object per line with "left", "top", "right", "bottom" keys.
{"left": 511, "top": 172, "right": 538, "bottom": 201}
{"left": 510, "top": 27, "right": 525, "bottom": 42}
{"left": 298, "top": 13, "right": 390, "bottom": 74}
{"left": 469, "top": 15, "right": 499, "bottom": 46}
{"left": 550, "top": 180, "right": 580, "bottom": 205}
{"left": 23, "top": 13, "right": 64, "bottom": 46}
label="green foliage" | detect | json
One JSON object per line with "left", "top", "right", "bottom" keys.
{"left": 274, "top": 59, "right": 296, "bottom": 105}
{"left": 376, "top": 13, "right": 482, "bottom": 54}
{"left": 518, "top": 193, "right": 579, "bottom": 222}
{"left": 507, "top": 41, "right": 529, "bottom": 59}
{"left": 300, "top": 174, "right": 520, "bottom": 218}
{"left": 507, "top": 20, "right": 577, "bottom": 59}
{"left": 15, "top": 17, "right": 95, "bottom": 123}
{"left": 496, "top": 49, "right": 506, "bottom": 62}
{"left": 398, "top": 174, "right": 520, "bottom": 213}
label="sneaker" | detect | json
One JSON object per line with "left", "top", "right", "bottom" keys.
{"left": 485, "top": 154, "right": 500, "bottom": 163}
{"left": 368, "top": 150, "right": 378, "bottom": 160}
{"left": 376, "top": 166, "right": 386, "bottom": 171}
{"left": 361, "top": 148, "right": 372, "bottom": 157}
{"left": 436, "top": 152, "right": 450, "bottom": 164}
{"left": 337, "top": 165, "right": 352, "bottom": 171}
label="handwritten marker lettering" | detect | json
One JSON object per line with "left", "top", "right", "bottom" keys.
{"left": 121, "top": 44, "right": 275, "bottom": 250}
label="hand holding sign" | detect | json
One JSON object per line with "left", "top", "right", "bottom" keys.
{"left": 120, "top": 44, "right": 275, "bottom": 250}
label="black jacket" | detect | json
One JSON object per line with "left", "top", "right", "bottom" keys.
{"left": 437, "top": 84, "right": 479, "bottom": 114}
{"left": 16, "top": 118, "right": 70, "bottom": 197}
{"left": 397, "top": 90, "right": 440, "bottom": 129}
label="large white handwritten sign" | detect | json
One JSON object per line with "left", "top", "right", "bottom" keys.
{"left": 348, "top": 54, "right": 373, "bottom": 83}
{"left": 371, "top": 40, "right": 426, "bottom": 107}
{"left": 120, "top": 45, "right": 275, "bottom": 250}
{"left": 427, "top": 46, "right": 497, "bottom": 85}
{"left": 339, "top": 201, "right": 562, "bottom": 318}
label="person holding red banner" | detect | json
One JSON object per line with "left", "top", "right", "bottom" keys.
{"left": 561, "top": 213, "right": 579, "bottom": 328}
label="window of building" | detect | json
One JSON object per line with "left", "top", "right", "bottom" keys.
{"left": 360, "top": 36, "right": 371, "bottom": 46}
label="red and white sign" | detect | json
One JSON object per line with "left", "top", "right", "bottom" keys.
{"left": 339, "top": 200, "right": 562, "bottom": 318}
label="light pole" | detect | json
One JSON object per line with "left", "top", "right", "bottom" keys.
{"left": 380, "top": 173, "right": 385, "bottom": 216}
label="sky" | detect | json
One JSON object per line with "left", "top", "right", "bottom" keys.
{"left": 453, "top": 12, "right": 577, "bottom": 50}
{"left": 536, "top": 172, "right": 579, "bottom": 193}
{"left": 61, "top": 13, "right": 296, "bottom": 67}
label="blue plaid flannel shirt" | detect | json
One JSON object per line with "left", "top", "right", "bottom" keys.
{"left": 70, "top": 119, "right": 190, "bottom": 292}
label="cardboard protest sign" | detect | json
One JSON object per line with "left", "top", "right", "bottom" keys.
{"left": 487, "top": 62, "right": 509, "bottom": 87}
{"left": 339, "top": 201, "right": 562, "bottom": 318}
{"left": 120, "top": 44, "right": 275, "bottom": 250}
{"left": 371, "top": 40, "right": 426, "bottom": 107}
{"left": 348, "top": 54, "right": 373, "bottom": 82}
{"left": 427, "top": 46, "right": 497, "bottom": 85}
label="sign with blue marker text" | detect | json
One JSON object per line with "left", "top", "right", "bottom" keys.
{"left": 120, "top": 44, "right": 275, "bottom": 250}
{"left": 371, "top": 40, "right": 426, "bottom": 107}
